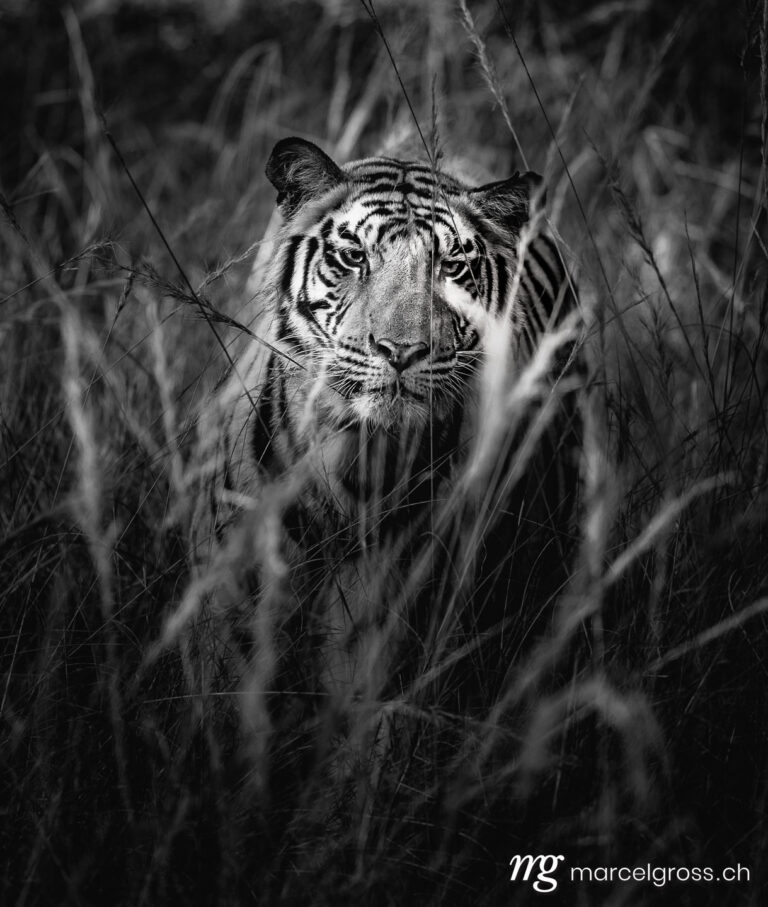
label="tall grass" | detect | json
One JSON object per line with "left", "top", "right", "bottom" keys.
{"left": 2, "top": 1, "right": 767, "bottom": 904}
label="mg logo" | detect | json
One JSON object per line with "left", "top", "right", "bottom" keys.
{"left": 509, "top": 854, "right": 566, "bottom": 893}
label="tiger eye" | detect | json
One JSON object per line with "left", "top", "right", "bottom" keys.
{"left": 441, "top": 259, "right": 466, "bottom": 278}
{"left": 339, "top": 247, "right": 367, "bottom": 267}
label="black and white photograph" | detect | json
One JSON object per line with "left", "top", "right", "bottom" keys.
{"left": 1, "top": 1, "right": 765, "bottom": 904}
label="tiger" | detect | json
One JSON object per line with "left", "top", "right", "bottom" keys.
{"left": 189, "top": 135, "right": 583, "bottom": 723}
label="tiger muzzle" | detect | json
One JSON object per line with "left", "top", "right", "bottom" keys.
{"left": 368, "top": 334, "right": 430, "bottom": 374}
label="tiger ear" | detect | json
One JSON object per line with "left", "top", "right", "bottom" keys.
{"left": 470, "top": 171, "right": 544, "bottom": 230}
{"left": 266, "top": 137, "right": 346, "bottom": 216}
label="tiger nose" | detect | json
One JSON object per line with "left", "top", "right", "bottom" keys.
{"left": 368, "top": 334, "right": 430, "bottom": 373}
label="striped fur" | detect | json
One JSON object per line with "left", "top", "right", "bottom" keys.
{"left": 195, "top": 138, "right": 580, "bottom": 554}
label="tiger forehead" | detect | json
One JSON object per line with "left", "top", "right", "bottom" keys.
{"left": 350, "top": 160, "right": 461, "bottom": 217}
{"left": 312, "top": 157, "right": 480, "bottom": 249}
{"left": 345, "top": 156, "right": 465, "bottom": 195}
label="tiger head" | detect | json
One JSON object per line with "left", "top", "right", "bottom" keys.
{"left": 265, "top": 137, "right": 545, "bottom": 440}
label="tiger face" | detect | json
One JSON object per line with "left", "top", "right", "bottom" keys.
{"left": 266, "top": 138, "right": 543, "bottom": 436}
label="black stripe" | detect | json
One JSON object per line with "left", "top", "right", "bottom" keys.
{"left": 332, "top": 296, "right": 357, "bottom": 328}
{"left": 376, "top": 218, "right": 408, "bottom": 244}
{"left": 485, "top": 255, "right": 494, "bottom": 308}
{"left": 281, "top": 236, "right": 303, "bottom": 295}
{"left": 351, "top": 167, "right": 402, "bottom": 182}
{"left": 323, "top": 249, "right": 343, "bottom": 272}
{"left": 315, "top": 268, "right": 336, "bottom": 289}
{"left": 303, "top": 235, "right": 319, "bottom": 292}
{"left": 353, "top": 181, "right": 406, "bottom": 197}
{"left": 358, "top": 203, "right": 401, "bottom": 223}
{"left": 529, "top": 240, "right": 562, "bottom": 294}
{"left": 413, "top": 212, "right": 453, "bottom": 233}
{"left": 524, "top": 266, "right": 549, "bottom": 311}
{"left": 495, "top": 254, "right": 508, "bottom": 313}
